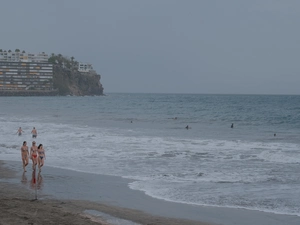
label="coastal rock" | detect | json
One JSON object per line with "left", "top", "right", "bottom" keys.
{"left": 53, "top": 65, "right": 104, "bottom": 96}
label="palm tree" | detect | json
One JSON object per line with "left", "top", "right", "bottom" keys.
{"left": 70, "top": 56, "right": 75, "bottom": 66}
{"left": 15, "top": 49, "right": 20, "bottom": 52}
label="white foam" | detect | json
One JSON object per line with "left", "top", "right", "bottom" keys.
{"left": 1, "top": 114, "right": 300, "bottom": 217}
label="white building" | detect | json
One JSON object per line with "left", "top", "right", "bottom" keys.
{"left": 0, "top": 51, "right": 48, "bottom": 62}
{"left": 78, "top": 62, "right": 93, "bottom": 72}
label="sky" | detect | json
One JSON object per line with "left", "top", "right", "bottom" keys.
{"left": 1, "top": 0, "right": 300, "bottom": 94}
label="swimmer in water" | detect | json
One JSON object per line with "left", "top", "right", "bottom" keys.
{"left": 17, "top": 127, "right": 23, "bottom": 136}
{"left": 31, "top": 127, "right": 37, "bottom": 138}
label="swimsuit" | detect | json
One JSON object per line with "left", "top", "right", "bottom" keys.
{"left": 38, "top": 150, "right": 44, "bottom": 160}
{"left": 32, "top": 134, "right": 37, "bottom": 138}
{"left": 32, "top": 154, "right": 37, "bottom": 159}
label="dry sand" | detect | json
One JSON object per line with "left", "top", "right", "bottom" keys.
{"left": 0, "top": 161, "right": 213, "bottom": 225}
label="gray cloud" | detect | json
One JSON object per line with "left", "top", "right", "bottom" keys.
{"left": 1, "top": 0, "right": 300, "bottom": 94}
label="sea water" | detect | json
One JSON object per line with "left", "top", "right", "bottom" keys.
{"left": 0, "top": 93, "right": 300, "bottom": 216}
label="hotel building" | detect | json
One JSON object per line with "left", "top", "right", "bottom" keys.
{"left": 0, "top": 51, "right": 53, "bottom": 91}
{"left": 0, "top": 51, "right": 49, "bottom": 62}
{"left": 78, "top": 62, "right": 93, "bottom": 72}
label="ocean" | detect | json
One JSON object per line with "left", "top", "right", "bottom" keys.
{"left": 0, "top": 93, "right": 300, "bottom": 216}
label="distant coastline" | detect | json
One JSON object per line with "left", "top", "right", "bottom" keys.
{"left": 0, "top": 50, "right": 104, "bottom": 96}
{"left": 0, "top": 90, "right": 58, "bottom": 96}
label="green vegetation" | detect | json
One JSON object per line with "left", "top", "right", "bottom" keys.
{"left": 48, "top": 54, "right": 79, "bottom": 70}
{"left": 0, "top": 49, "right": 21, "bottom": 53}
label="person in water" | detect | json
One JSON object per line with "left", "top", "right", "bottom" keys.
{"left": 30, "top": 141, "right": 38, "bottom": 170}
{"left": 37, "top": 144, "right": 45, "bottom": 172}
{"left": 17, "top": 127, "right": 23, "bottom": 136}
{"left": 185, "top": 125, "right": 189, "bottom": 129}
{"left": 21, "top": 141, "right": 29, "bottom": 172}
{"left": 231, "top": 123, "right": 234, "bottom": 128}
{"left": 31, "top": 127, "right": 37, "bottom": 138}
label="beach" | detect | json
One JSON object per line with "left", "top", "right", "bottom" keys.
{"left": 1, "top": 95, "right": 300, "bottom": 225}
{"left": 0, "top": 160, "right": 213, "bottom": 225}
{"left": 2, "top": 161, "right": 300, "bottom": 225}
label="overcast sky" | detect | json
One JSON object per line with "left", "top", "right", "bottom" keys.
{"left": 1, "top": 0, "right": 300, "bottom": 94}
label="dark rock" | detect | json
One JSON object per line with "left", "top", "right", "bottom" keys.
{"left": 53, "top": 65, "right": 104, "bottom": 96}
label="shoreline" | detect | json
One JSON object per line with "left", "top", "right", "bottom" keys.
{"left": 2, "top": 160, "right": 300, "bottom": 225}
{"left": 0, "top": 160, "right": 213, "bottom": 225}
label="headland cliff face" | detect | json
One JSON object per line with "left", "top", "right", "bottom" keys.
{"left": 53, "top": 65, "right": 104, "bottom": 96}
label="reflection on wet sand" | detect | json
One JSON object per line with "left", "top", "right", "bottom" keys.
{"left": 21, "top": 171, "right": 27, "bottom": 185}
{"left": 37, "top": 171, "right": 43, "bottom": 189}
{"left": 30, "top": 170, "right": 36, "bottom": 190}
{"left": 30, "top": 170, "right": 43, "bottom": 190}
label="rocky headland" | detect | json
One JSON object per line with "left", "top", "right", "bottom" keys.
{"left": 0, "top": 51, "right": 104, "bottom": 96}
{"left": 50, "top": 54, "right": 104, "bottom": 96}
{"left": 53, "top": 64, "right": 104, "bottom": 96}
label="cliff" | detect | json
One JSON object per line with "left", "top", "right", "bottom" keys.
{"left": 53, "top": 65, "right": 104, "bottom": 96}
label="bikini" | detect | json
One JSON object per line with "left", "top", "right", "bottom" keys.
{"left": 31, "top": 147, "right": 38, "bottom": 159}
{"left": 21, "top": 148, "right": 28, "bottom": 157}
{"left": 39, "top": 151, "right": 44, "bottom": 159}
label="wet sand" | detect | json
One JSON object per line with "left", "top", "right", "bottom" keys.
{"left": 0, "top": 160, "right": 212, "bottom": 225}
{"left": 1, "top": 160, "right": 300, "bottom": 225}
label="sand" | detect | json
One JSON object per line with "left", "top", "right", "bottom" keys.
{"left": 0, "top": 161, "right": 212, "bottom": 225}
{"left": 2, "top": 160, "right": 300, "bottom": 225}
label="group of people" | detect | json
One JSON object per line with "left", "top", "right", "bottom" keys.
{"left": 21, "top": 141, "right": 45, "bottom": 172}
{"left": 17, "top": 127, "right": 37, "bottom": 138}
{"left": 19, "top": 127, "right": 45, "bottom": 172}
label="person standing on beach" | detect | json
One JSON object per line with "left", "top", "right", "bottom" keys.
{"left": 31, "top": 127, "right": 37, "bottom": 138}
{"left": 21, "top": 141, "right": 29, "bottom": 172}
{"left": 30, "top": 141, "right": 38, "bottom": 170}
{"left": 17, "top": 127, "right": 23, "bottom": 136}
{"left": 37, "top": 144, "right": 45, "bottom": 172}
